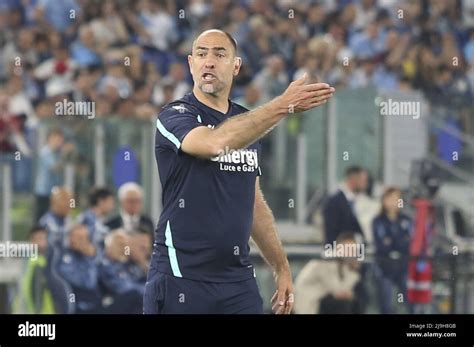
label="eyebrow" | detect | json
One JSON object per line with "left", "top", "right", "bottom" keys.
{"left": 195, "top": 46, "right": 227, "bottom": 51}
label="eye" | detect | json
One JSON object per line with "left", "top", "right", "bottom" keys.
{"left": 197, "top": 52, "right": 205, "bottom": 57}
{"left": 217, "top": 53, "right": 225, "bottom": 58}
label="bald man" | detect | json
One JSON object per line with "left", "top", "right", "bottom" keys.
{"left": 144, "top": 30, "right": 335, "bottom": 314}
{"left": 38, "top": 186, "right": 73, "bottom": 246}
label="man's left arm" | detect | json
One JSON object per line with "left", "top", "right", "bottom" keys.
{"left": 251, "top": 177, "right": 294, "bottom": 314}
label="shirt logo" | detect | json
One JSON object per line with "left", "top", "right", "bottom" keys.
{"left": 210, "top": 146, "right": 258, "bottom": 173}
{"left": 171, "top": 105, "right": 188, "bottom": 113}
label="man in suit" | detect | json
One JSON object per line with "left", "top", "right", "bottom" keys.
{"left": 106, "top": 182, "right": 154, "bottom": 235}
{"left": 323, "top": 166, "right": 369, "bottom": 314}
{"left": 323, "top": 166, "right": 368, "bottom": 244}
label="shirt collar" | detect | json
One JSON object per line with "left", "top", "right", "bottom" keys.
{"left": 340, "top": 182, "right": 356, "bottom": 201}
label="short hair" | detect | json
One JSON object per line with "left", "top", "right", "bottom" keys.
{"left": 344, "top": 166, "right": 365, "bottom": 178}
{"left": 380, "top": 186, "right": 402, "bottom": 215}
{"left": 104, "top": 229, "right": 127, "bottom": 248}
{"left": 89, "top": 187, "right": 114, "bottom": 207}
{"left": 223, "top": 31, "right": 237, "bottom": 52}
{"left": 47, "top": 127, "right": 63, "bottom": 139}
{"left": 29, "top": 225, "right": 46, "bottom": 236}
{"left": 193, "top": 29, "right": 238, "bottom": 54}
{"left": 118, "top": 182, "right": 143, "bottom": 201}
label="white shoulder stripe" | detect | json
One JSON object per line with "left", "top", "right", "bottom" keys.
{"left": 156, "top": 119, "right": 181, "bottom": 149}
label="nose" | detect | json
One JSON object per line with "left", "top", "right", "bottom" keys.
{"left": 204, "top": 58, "right": 216, "bottom": 69}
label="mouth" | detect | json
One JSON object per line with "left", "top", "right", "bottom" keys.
{"left": 201, "top": 72, "right": 217, "bottom": 82}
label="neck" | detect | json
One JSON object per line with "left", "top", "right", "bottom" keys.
{"left": 91, "top": 206, "right": 102, "bottom": 217}
{"left": 386, "top": 210, "right": 398, "bottom": 220}
{"left": 193, "top": 87, "right": 230, "bottom": 114}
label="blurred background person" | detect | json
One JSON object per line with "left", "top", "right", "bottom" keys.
{"left": 294, "top": 233, "right": 361, "bottom": 314}
{"left": 323, "top": 166, "right": 369, "bottom": 313}
{"left": 98, "top": 230, "right": 144, "bottom": 313}
{"left": 323, "top": 166, "right": 368, "bottom": 244}
{"left": 128, "top": 232, "right": 152, "bottom": 281}
{"left": 373, "top": 187, "right": 412, "bottom": 314}
{"left": 13, "top": 226, "right": 55, "bottom": 314}
{"left": 38, "top": 186, "right": 74, "bottom": 246}
{"left": 34, "top": 128, "right": 74, "bottom": 222}
{"left": 57, "top": 224, "right": 100, "bottom": 314}
{"left": 106, "top": 182, "right": 154, "bottom": 235}
{"left": 76, "top": 187, "right": 115, "bottom": 248}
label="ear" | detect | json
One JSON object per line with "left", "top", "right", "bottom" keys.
{"left": 187, "top": 55, "right": 193, "bottom": 74}
{"left": 233, "top": 57, "right": 242, "bottom": 76}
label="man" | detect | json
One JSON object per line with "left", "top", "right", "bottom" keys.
{"left": 77, "top": 187, "right": 115, "bottom": 248}
{"left": 34, "top": 128, "right": 72, "bottom": 221}
{"left": 323, "top": 166, "right": 368, "bottom": 244}
{"left": 323, "top": 166, "right": 369, "bottom": 314}
{"left": 106, "top": 182, "right": 154, "bottom": 235}
{"left": 293, "top": 233, "right": 361, "bottom": 314}
{"left": 14, "top": 226, "right": 55, "bottom": 314}
{"left": 38, "top": 186, "right": 73, "bottom": 246}
{"left": 99, "top": 231, "right": 146, "bottom": 301}
{"left": 144, "top": 29, "right": 335, "bottom": 314}
{"left": 59, "top": 225, "right": 141, "bottom": 314}
{"left": 58, "top": 224, "right": 101, "bottom": 314}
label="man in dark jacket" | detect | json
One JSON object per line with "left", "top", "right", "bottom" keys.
{"left": 105, "top": 182, "right": 154, "bottom": 235}
{"left": 323, "top": 166, "right": 368, "bottom": 244}
{"left": 323, "top": 166, "right": 369, "bottom": 313}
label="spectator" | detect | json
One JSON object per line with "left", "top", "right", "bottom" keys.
{"left": 97, "top": 57, "right": 132, "bottom": 100}
{"left": 152, "top": 62, "right": 190, "bottom": 106}
{"left": 89, "top": 0, "right": 129, "bottom": 47}
{"left": 253, "top": 55, "right": 288, "bottom": 102}
{"left": 70, "top": 24, "right": 102, "bottom": 68}
{"left": 128, "top": 231, "right": 152, "bottom": 280}
{"left": 106, "top": 182, "right": 154, "bottom": 235}
{"left": 323, "top": 166, "right": 367, "bottom": 244}
{"left": 98, "top": 231, "right": 146, "bottom": 299}
{"left": 14, "top": 226, "right": 55, "bottom": 314}
{"left": 294, "top": 233, "right": 361, "bottom": 314}
{"left": 34, "top": 0, "right": 81, "bottom": 34}
{"left": 136, "top": 0, "right": 178, "bottom": 50}
{"left": 34, "top": 44, "right": 77, "bottom": 98}
{"left": 57, "top": 224, "right": 100, "bottom": 314}
{"left": 0, "top": 91, "right": 29, "bottom": 155}
{"left": 323, "top": 166, "right": 369, "bottom": 314}
{"left": 372, "top": 187, "right": 412, "bottom": 314}
{"left": 58, "top": 225, "right": 143, "bottom": 314}
{"left": 34, "top": 128, "right": 73, "bottom": 222}
{"left": 235, "top": 83, "right": 262, "bottom": 110}
{"left": 38, "top": 186, "right": 74, "bottom": 246}
{"left": 76, "top": 187, "right": 115, "bottom": 248}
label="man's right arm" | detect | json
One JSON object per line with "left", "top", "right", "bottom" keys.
{"left": 181, "top": 74, "right": 335, "bottom": 158}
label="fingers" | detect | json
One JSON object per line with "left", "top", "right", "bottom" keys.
{"left": 306, "top": 89, "right": 334, "bottom": 101}
{"left": 284, "top": 293, "right": 294, "bottom": 314}
{"left": 307, "top": 99, "right": 328, "bottom": 109}
{"left": 308, "top": 93, "right": 333, "bottom": 105}
{"left": 271, "top": 289, "right": 287, "bottom": 314}
{"left": 271, "top": 289, "right": 294, "bottom": 314}
{"left": 302, "top": 83, "right": 334, "bottom": 92}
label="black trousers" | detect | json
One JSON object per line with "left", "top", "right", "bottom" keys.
{"left": 319, "top": 295, "right": 353, "bottom": 314}
{"left": 35, "top": 195, "right": 50, "bottom": 222}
